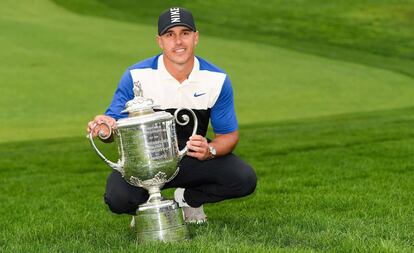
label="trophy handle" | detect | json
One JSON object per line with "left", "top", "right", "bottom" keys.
{"left": 88, "top": 122, "right": 124, "bottom": 173}
{"left": 174, "top": 108, "right": 198, "bottom": 159}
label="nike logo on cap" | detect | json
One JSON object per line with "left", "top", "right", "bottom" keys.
{"left": 194, "top": 92, "right": 206, "bottom": 97}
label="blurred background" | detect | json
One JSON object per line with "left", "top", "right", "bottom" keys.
{"left": 1, "top": 0, "right": 413, "bottom": 142}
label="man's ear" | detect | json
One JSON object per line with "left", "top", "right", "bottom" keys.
{"left": 156, "top": 35, "right": 163, "bottom": 49}
{"left": 194, "top": 31, "right": 199, "bottom": 46}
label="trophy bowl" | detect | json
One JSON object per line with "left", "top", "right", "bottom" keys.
{"left": 115, "top": 111, "right": 182, "bottom": 190}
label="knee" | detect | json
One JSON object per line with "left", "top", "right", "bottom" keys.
{"left": 231, "top": 165, "right": 257, "bottom": 197}
{"left": 104, "top": 188, "right": 149, "bottom": 215}
{"left": 242, "top": 166, "right": 257, "bottom": 196}
{"left": 104, "top": 192, "right": 136, "bottom": 215}
{"left": 104, "top": 171, "right": 148, "bottom": 215}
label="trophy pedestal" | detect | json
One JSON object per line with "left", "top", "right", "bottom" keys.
{"left": 135, "top": 199, "right": 189, "bottom": 243}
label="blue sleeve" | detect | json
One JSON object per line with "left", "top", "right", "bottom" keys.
{"left": 104, "top": 69, "right": 134, "bottom": 120}
{"left": 210, "top": 76, "right": 238, "bottom": 134}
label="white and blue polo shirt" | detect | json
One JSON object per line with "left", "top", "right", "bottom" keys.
{"left": 105, "top": 54, "right": 238, "bottom": 146}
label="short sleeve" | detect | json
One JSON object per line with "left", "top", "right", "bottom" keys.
{"left": 210, "top": 76, "right": 238, "bottom": 134}
{"left": 104, "top": 69, "right": 134, "bottom": 120}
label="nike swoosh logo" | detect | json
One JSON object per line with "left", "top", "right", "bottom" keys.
{"left": 194, "top": 92, "right": 206, "bottom": 97}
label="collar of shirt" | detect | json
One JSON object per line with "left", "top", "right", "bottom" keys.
{"left": 157, "top": 55, "right": 199, "bottom": 83}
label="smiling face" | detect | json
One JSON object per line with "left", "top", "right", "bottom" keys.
{"left": 157, "top": 26, "right": 199, "bottom": 68}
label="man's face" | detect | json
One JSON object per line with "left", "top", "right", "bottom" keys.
{"left": 157, "top": 26, "right": 199, "bottom": 66}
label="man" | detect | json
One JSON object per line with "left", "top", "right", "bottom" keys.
{"left": 87, "top": 7, "right": 256, "bottom": 224}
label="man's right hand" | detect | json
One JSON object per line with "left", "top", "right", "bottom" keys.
{"left": 86, "top": 115, "right": 117, "bottom": 139}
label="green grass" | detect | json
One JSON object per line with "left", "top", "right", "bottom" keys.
{"left": 51, "top": 0, "right": 414, "bottom": 77}
{"left": 1, "top": 0, "right": 414, "bottom": 252}
{"left": 1, "top": 0, "right": 414, "bottom": 143}
{"left": 1, "top": 108, "right": 413, "bottom": 252}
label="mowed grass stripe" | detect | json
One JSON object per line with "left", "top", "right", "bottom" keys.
{"left": 1, "top": 107, "right": 413, "bottom": 252}
{"left": 52, "top": 0, "right": 414, "bottom": 78}
{"left": 1, "top": 0, "right": 414, "bottom": 143}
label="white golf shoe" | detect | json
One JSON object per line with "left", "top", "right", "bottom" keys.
{"left": 174, "top": 188, "right": 207, "bottom": 224}
{"left": 182, "top": 205, "right": 207, "bottom": 224}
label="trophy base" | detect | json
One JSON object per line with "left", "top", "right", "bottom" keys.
{"left": 134, "top": 199, "right": 189, "bottom": 243}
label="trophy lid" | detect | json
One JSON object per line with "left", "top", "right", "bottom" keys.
{"left": 121, "top": 81, "right": 157, "bottom": 115}
{"left": 117, "top": 81, "right": 174, "bottom": 128}
{"left": 122, "top": 96, "right": 155, "bottom": 114}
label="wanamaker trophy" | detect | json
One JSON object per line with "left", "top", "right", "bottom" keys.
{"left": 88, "top": 81, "right": 198, "bottom": 243}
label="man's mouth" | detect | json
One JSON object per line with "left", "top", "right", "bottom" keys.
{"left": 174, "top": 48, "right": 186, "bottom": 53}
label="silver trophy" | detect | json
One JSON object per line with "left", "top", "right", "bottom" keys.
{"left": 88, "top": 81, "right": 197, "bottom": 243}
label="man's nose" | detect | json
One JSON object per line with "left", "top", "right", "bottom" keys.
{"left": 175, "top": 35, "right": 183, "bottom": 45}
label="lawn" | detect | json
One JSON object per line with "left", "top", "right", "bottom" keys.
{"left": 1, "top": 108, "right": 413, "bottom": 252}
{"left": 0, "top": 0, "right": 413, "bottom": 252}
{"left": 52, "top": 0, "right": 414, "bottom": 77}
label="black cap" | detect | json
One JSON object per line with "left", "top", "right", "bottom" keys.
{"left": 158, "top": 7, "right": 196, "bottom": 35}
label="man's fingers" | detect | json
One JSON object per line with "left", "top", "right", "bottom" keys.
{"left": 87, "top": 121, "right": 99, "bottom": 133}
{"left": 189, "top": 135, "right": 205, "bottom": 141}
{"left": 186, "top": 134, "right": 209, "bottom": 161}
{"left": 87, "top": 119, "right": 115, "bottom": 132}
{"left": 187, "top": 140, "right": 208, "bottom": 154}
{"left": 92, "top": 115, "right": 116, "bottom": 126}
{"left": 86, "top": 115, "right": 116, "bottom": 140}
{"left": 187, "top": 143, "right": 203, "bottom": 152}
{"left": 187, "top": 140, "right": 205, "bottom": 147}
{"left": 188, "top": 135, "right": 208, "bottom": 147}
{"left": 186, "top": 151, "right": 203, "bottom": 160}
{"left": 87, "top": 122, "right": 94, "bottom": 133}
{"left": 87, "top": 121, "right": 111, "bottom": 138}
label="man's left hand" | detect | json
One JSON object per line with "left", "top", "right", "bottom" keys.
{"left": 186, "top": 135, "right": 210, "bottom": 161}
